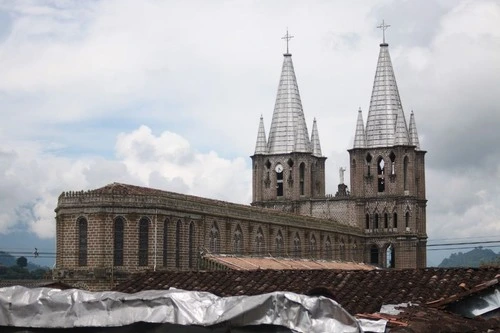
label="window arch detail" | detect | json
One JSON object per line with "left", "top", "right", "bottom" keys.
{"left": 138, "top": 217, "right": 149, "bottom": 266}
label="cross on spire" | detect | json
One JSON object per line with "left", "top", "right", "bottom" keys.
{"left": 281, "top": 29, "right": 294, "bottom": 54}
{"left": 377, "top": 19, "right": 391, "bottom": 44}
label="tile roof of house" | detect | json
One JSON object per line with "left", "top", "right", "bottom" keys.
{"left": 0, "top": 280, "right": 72, "bottom": 289}
{"left": 113, "top": 267, "right": 500, "bottom": 315}
{"left": 205, "top": 255, "right": 376, "bottom": 271}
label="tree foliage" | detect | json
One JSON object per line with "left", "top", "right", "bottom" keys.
{"left": 16, "top": 256, "right": 28, "bottom": 268}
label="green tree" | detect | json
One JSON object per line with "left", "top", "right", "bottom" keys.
{"left": 16, "top": 256, "right": 28, "bottom": 268}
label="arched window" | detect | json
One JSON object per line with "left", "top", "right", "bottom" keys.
{"left": 293, "top": 233, "right": 301, "bottom": 257}
{"left": 309, "top": 234, "right": 317, "bottom": 258}
{"left": 374, "top": 214, "right": 379, "bottom": 229}
{"left": 138, "top": 218, "right": 149, "bottom": 266}
{"left": 233, "top": 225, "right": 243, "bottom": 254}
{"left": 366, "top": 153, "right": 372, "bottom": 176}
{"left": 255, "top": 227, "right": 264, "bottom": 255}
{"left": 404, "top": 156, "right": 409, "bottom": 191}
{"left": 276, "top": 164, "right": 284, "bottom": 197}
{"left": 175, "top": 220, "right": 181, "bottom": 268}
{"left": 393, "top": 213, "right": 398, "bottom": 228}
{"left": 209, "top": 223, "right": 220, "bottom": 254}
{"left": 188, "top": 222, "right": 195, "bottom": 269}
{"left": 163, "top": 219, "right": 169, "bottom": 267}
{"left": 299, "top": 163, "right": 305, "bottom": 196}
{"left": 275, "top": 230, "right": 284, "bottom": 256}
{"left": 113, "top": 217, "right": 124, "bottom": 266}
{"left": 365, "top": 214, "right": 370, "bottom": 229}
{"left": 78, "top": 217, "right": 87, "bottom": 266}
{"left": 384, "top": 213, "right": 389, "bottom": 229}
{"left": 377, "top": 157, "right": 385, "bottom": 192}
{"left": 405, "top": 212, "right": 410, "bottom": 229}
{"left": 325, "top": 236, "right": 333, "bottom": 260}
{"left": 390, "top": 152, "right": 396, "bottom": 175}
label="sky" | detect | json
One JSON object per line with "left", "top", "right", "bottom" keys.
{"left": 0, "top": 0, "right": 499, "bottom": 267}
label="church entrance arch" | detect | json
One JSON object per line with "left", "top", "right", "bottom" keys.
{"left": 369, "top": 245, "right": 379, "bottom": 265}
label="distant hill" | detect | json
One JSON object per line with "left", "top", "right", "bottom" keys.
{"left": 0, "top": 251, "right": 44, "bottom": 271}
{"left": 439, "top": 248, "right": 499, "bottom": 268}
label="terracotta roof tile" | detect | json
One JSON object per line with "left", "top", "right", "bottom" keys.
{"left": 114, "top": 267, "right": 500, "bottom": 315}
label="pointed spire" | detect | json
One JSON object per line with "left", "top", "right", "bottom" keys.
{"left": 353, "top": 107, "right": 366, "bottom": 148}
{"left": 254, "top": 115, "right": 267, "bottom": 154}
{"left": 311, "top": 118, "right": 322, "bottom": 157}
{"left": 393, "top": 109, "right": 410, "bottom": 145}
{"left": 409, "top": 110, "right": 421, "bottom": 149}
{"left": 365, "top": 41, "right": 408, "bottom": 148}
{"left": 267, "top": 53, "right": 312, "bottom": 154}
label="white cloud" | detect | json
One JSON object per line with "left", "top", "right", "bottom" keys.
{"left": 0, "top": 125, "right": 251, "bottom": 238}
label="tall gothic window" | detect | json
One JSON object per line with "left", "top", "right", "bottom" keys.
{"left": 377, "top": 157, "right": 385, "bottom": 192}
{"left": 309, "top": 234, "right": 317, "bottom": 258}
{"left": 233, "top": 225, "right": 243, "bottom": 254}
{"left": 325, "top": 236, "right": 332, "bottom": 260}
{"left": 78, "top": 217, "right": 87, "bottom": 266}
{"left": 405, "top": 212, "right": 410, "bottom": 229}
{"left": 276, "top": 164, "right": 284, "bottom": 197}
{"left": 163, "top": 219, "right": 169, "bottom": 267}
{"left": 113, "top": 217, "right": 124, "bottom": 266}
{"left": 393, "top": 212, "right": 398, "bottom": 228}
{"left": 138, "top": 218, "right": 149, "bottom": 266}
{"left": 188, "top": 222, "right": 195, "bottom": 269}
{"left": 255, "top": 227, "right": 264, "bottom": 255}
{"left": 293, "top": 233, "right": 301, "bottom": 257}
{"left": 390, "top": 152, "right": 396, "bottom": 175}
{"left": 384, "top": 213, "right": 389, "bottom": 229}
{"left": 365, "top": 214, "right": 370, "bottom": 229}
{"left": 175, "top": 220, "right": 181, "bottom": 268}
{"left": 299, "top": 163, "right": 305, "bottom": 196}
{"left": 209, "top": 223, "right": 220, "bottom": 254}
{"left": 275, "top": 230, "right": 284, "bottom": 257}
{"left": 374, "top": 214, "right": 379, "bottom": 229}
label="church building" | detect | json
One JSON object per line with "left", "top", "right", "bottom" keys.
{"left": 54, "top": 28, "right": 427, "bottom": 290}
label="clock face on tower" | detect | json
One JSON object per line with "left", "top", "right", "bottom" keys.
{"left": 275, "top": 163, "right": 283, "bottom": 173}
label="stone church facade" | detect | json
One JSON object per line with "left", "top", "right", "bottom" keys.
{"left": 54, "top": 38, "right": 427, "bottom": 290}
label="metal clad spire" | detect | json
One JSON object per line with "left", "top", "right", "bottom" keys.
{"left": 353, "top": 107, "right": 366, "bottom": 148}
{"left": 393, "top": 108, "right": 410, "bottom": 145}
{"left": 267, "top": 33, "right": 312, "bottom": 155}
{"left": 254, "top": 115, "right": 267, "bottom": 154}
{"left": 311, "top": 118, "right": 323, "bottom": 157}
{"left": 409, "top": 110, "right": 421, "bottom": 149}
{"left": 365, "top": 23, "right": 409, "bottom": 148}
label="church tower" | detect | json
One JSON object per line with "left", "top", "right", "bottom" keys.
{"left": 252, "top": 32, "right": 326, "bottom": 210}
{"left": 348, "top": 23, "right": 427, "bottom": 268}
